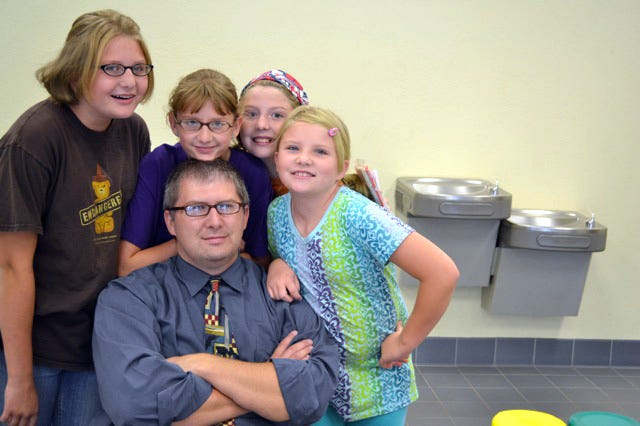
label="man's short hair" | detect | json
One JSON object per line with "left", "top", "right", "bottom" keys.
{"left": 163, "top": 159, "right": 250, "bottom": 213}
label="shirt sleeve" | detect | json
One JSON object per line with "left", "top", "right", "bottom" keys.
{"left": 134, "top": 113, "right": 152, "bottom": 159}
{"left": 244, "top": 173, "right": 272, "bottom": 258}
{"left": 232, "top": 150, "right": 273, "bottom": 259}
{"left": 348, "top": 196, "right": 413, "bottom": 267}
{"left": 93, "top": 280, "right": 212, "bottom": 426}
{"left": 120, "top": 154, "right": 165, "bottom": 249}
{"left": 267, "top": 196, "right": 287, "bottom": 259}
{"left": 271, "top": 299, "right": 340, "bottom": 425}
{"left": 0, "top": 144, "right": 48, "bottom": 233}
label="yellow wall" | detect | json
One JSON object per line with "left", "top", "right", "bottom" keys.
{"left": 2, "top": 1, "right": 638, "bottom": 339}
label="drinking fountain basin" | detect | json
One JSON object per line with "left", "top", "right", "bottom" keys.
{"left": 499, "top": 209, "right": 607, "bottom": 252}
{"left": 395, "top": 177, "right": 512, "bottom": 219}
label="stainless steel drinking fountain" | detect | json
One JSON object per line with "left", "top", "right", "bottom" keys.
{"left": 395, "top": 177, "right": 512, "bottom": 288}
{"left": 481, "top": 209, "right": 607, "bottom": 316}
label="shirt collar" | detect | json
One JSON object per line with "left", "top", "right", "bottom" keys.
{"left": 217, "top": 257, "right": 245, "bottom": 293}
{"left": 174, "top": 255, "right": 245, "bottom": 296}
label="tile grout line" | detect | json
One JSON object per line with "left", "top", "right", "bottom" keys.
{"left": 608, "top": 339, "right": 614, "bottom": 367}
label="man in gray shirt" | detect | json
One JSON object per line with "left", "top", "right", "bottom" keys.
{"left": 92, "top": 158, "right": 339, "bottom": 425}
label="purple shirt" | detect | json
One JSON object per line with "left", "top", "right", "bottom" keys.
{"left": 121, "top": 143, "right": 272, "bottom": 259}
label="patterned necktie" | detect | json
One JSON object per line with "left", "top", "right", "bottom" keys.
{"left": 204, "top": 277, "right": 238, "bottom": 426}
{"left": 204, "top": 277, "right": 239, "bottom": 359}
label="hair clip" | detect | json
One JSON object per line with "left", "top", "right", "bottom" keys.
{"left": 328, "top": 127, "right": 339, "bottom": 137}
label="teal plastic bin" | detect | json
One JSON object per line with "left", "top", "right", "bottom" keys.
{"left": 569, "top": 411, "right": 639, "bottom": 425}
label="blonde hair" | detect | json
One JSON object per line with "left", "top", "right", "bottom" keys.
{"left": 169, "top": 69, "right": 238, "bottom": 117}
{"left": 275, "top": 105, "right": 350, "bottom": 173}
{"left": 36, "top": 9, "right": 154, "bottom": 105}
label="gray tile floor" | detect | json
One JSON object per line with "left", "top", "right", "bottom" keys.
{"left": 406, "top": 365, "right": 640, "bottom": 425}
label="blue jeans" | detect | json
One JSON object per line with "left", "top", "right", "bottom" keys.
{"left": 313, "top": 405, "right": 408, "bottom": 426}
{"left": 0, "top": 351, "right": 100, "bottom": 426}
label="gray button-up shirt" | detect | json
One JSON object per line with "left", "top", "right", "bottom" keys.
{"left": 93, "top": 256, "right": 339, "bottom": 425}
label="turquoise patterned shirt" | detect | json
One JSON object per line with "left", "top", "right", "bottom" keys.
{"left": 268, "top": 186, "right": 418, "bottom": 421}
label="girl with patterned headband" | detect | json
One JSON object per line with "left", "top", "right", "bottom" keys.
{"left": 267, "top": 105, "right": 459, "bottom": 425}
{"left": 238, "top": 69, "right": 309, "bottom": 197}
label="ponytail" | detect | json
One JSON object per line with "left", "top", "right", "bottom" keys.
{"left": 341, "top": 173, "right": 375, "bottom": 201}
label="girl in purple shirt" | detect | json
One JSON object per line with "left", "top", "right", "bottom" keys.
{"left": 119, "top": 69, "right": 273, "bottom": 276}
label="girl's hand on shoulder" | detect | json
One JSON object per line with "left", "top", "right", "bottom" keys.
{"left": 267, "top": 258, "right": 301, "bottom": 303}
{"left": 379, "top": 321, "right": 411, "bottom": 369}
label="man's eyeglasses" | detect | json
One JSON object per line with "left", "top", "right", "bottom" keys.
{"left": 166, "top": 202, "right": 246, "bottom": 217}
{"left": 174, "top": 116, "right": 234, "bottom": 133}
{"left": 99, "top": 64, "right": 154, "bottom": 77}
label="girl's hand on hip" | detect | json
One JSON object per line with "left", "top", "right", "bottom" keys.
{"left": 379, "top": 321, "right": 411, "bottom": 369}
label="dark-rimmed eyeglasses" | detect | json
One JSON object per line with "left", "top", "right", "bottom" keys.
{"left": 99, "top": 63, "right": 154, "bottom": 77}
{"left": 166, "top": 202, "right": 246, "bottom": 217}
{"left": 174, "top": 116, "right": 234, "bottom": 133}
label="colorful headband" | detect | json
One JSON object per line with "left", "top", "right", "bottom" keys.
{"left": 240, "top": 69, "right": 309, "bottom": 106}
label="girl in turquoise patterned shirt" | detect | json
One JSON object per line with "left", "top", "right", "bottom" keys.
{"left": 267, "top": 105, "right": 459, "bottom": 425}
